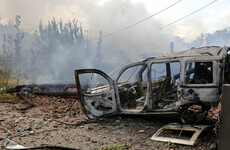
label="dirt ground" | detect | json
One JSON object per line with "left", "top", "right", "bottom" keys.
{"left": 0, "top": 95, "right": 218, "bottom": 150}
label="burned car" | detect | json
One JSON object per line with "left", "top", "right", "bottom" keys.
{"left": 75, "top": 46, "right": 230, "bottom": 123}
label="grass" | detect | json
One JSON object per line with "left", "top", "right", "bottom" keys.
{"left": 99, "top": 142, "right": 132, "bottom": 150}
{"left": 7, "top": 79, "right": 18, "bottom": 88}
{"left": 0, "top": 78, "right": 17, "bottom": 102}
{"left": 0, "top": 77, "right": 28, "bottom": 103}
{"left": 0, "top": 93, "right": 15, "bottom": 101}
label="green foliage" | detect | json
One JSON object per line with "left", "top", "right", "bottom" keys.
{"left": 99, "top": 142, "right": 132, "bottom": 150}
{"left": 165, "top": 141, "right": 174, "bottom": 148}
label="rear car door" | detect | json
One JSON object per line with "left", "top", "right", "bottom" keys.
{"left": 75, "top": 69, "right": 117, "bottom": 119}
{"left": 181, "top": 58, "right": 222, "bottom": 105}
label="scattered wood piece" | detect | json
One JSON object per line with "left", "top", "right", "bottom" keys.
{"left": 16, "top": 92, "right": 34, "bottom": 110}
{"left": 62, "top": 84, "right": 71, "bottom": 91}
{"left": 138, "top": 130, "right": 145, "bottom": 133}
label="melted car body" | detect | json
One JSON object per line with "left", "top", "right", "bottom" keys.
{"left": 75, "top": 46, "right": 230, "bottom": 121}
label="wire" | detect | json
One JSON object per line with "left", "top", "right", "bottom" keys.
{"left": 88, "top": 0, "right": 218, "bottom": 78}
{"left": 156, "top": 0, "right": 218, "bottom": 30}
{"left": 91, "top": 0, "right": 182, "bottom": 41}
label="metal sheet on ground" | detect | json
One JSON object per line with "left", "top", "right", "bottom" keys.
{"left": 151, "top": 123, "right": 209, "bottom": 145}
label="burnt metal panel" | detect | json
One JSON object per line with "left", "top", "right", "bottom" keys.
{"left": 145, "top": 46, "right": 226, "bottom": 61}
{"left": 151, "top": 123, "right": 208, "bottom": 145}
{"left": 74, "top": 69, "right": 117, "bottom": 119}
{"left": 181, "top": 87, "right": 219, "bottom": 103}
{"left": 3, "top": 138, "right": 79, "bottom": 149}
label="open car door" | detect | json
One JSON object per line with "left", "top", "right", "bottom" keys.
{"left": 75, "top": 69, "right": 117, "bottom": 119}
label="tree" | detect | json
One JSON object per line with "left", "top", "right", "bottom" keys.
{"left": 0, "top": 33, "right": 14, "bottom": 88}
{"left": 0, "top": 15, "right": 26, "bottom": 88}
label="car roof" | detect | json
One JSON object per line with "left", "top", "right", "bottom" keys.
{"left": 144, "top": 46, "right": 227, "bottom": 62}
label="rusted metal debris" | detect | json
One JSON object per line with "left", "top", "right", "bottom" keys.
{"left": 150, "top": 123, "right": 209, "bottom": 145}
{"left": 74, "top": 46, "right": 228, "bottom": 122}
{"left": 6, "top": 84, "right": 78, "bottom": 98}
{"left": 33, "top": 91, "right": 78, "bottom": 97}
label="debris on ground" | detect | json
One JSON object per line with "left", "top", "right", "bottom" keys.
{"left": 208, "top": 103, "right": 221, "bottom": 120}
{"left": 0, "top": 88, "right": 219, "bottom": 150}
{"left": 16, "top": 93, "right": 34, "bottom": 110}
{"left": 151, "top": 123, "right": 209, "bottom": 146}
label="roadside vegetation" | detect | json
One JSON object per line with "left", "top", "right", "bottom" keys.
{"left": 99, "top": 142, "right": 132, "bottom": 150}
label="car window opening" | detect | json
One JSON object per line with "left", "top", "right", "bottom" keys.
{"left": 117, "top": 65, "right": 147, "bottom": 110}
{"left": 185, "top": 62, "right": 213, "bottom": 84}
{"left": 151, "top": 62, "right": 180, "bottom": 109}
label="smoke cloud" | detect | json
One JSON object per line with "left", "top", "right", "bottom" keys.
{"left": 1, "top": 0, "right": 228, "bottom": 84}
{"left": 0, "top": 0, "right": 186, "bottom": 84}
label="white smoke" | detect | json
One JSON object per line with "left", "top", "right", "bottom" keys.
{"left": 0, "top": 0, "right": 204, "bottom": 84}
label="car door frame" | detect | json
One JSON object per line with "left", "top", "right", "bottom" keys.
{"left": 75, "top": 69, "right": 117, "bottom": 119}
{"left": 114, "top": 62, "right": 150, "bottom": 114}
{"left": 179, "top": 56, "right": 222, "bottom": 106}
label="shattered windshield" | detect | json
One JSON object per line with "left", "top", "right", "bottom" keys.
{"left": 117, "top": 65, "right": 144, "bottom": 83}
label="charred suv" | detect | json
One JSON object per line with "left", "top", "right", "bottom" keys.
{"left": 75, "top": 46, "right": 230, "bottom": 123}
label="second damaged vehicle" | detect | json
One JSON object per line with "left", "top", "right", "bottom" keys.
{"left": 75, "top": 46, "right": 230, "bottom": 123}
